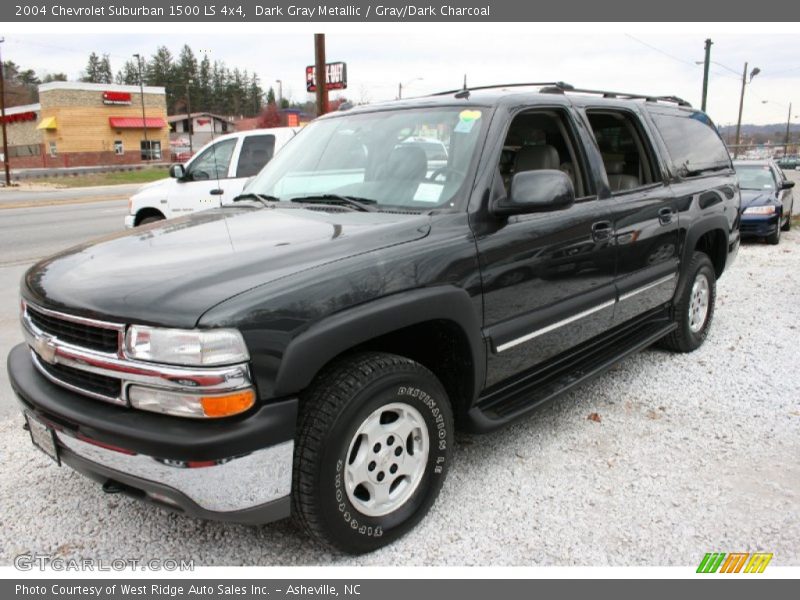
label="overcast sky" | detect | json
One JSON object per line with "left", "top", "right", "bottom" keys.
{"left": 4, "top": 32, "right": 799, "bottom": 126}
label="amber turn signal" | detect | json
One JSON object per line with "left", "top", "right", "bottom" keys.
{"left": 200, "top": 389, "right": 256, "bottom": 418}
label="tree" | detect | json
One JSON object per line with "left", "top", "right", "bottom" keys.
{"left": 257, "top": 103, "right": 283, "bottom": 128}
{"left": 248, "top": 73, "right": 263, "bottom": 116}
{"left": 266, "top": 86, "right": 276, "bottom": 105}
{"left": 115, "top": 60, "right": 140, "bottom": 85}
{"left": 41, "top": 73, "right": 67, "bottom": 83}
{"left": 197, "top": 55, "right": 212, "bottom": 112}
{"left": 81, "top": 52, "right": 102, "bottom": 82}
{"left": 147, "top": 46, "right": 176, "bottom": 109}
{"left": 97, "top": 54, "right": 113, "bottom": 84}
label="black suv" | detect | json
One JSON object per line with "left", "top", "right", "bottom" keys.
{"left": 8, "top": 82, "right": 740, "bottom": 554}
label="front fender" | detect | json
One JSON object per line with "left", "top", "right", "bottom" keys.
{"left": 272, "top": 286, "right": 485, "bottom": 399}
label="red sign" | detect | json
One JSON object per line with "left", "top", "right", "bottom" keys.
{"left": 306, "top": 62, "right": 347, "bottom": 92}
{"left": 102, "top": 91, "right": 132, "bottom": 105}
{"left": 0, "top": 111, "right": 36, "bottom": 124}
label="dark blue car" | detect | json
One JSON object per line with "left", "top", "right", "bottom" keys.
{"left": 734, "top": 160, "right": 795, "bottom": 244}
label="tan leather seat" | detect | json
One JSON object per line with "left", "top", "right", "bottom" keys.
{"left": 514, "top": 144, "right": 560, "bottom": 172}
{"left": 604, "top": 158, "right": 639, "bottom": 191}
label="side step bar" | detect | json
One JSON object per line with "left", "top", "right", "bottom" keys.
{"left": 468, "top": 309, "right": 676, "bottom": 431}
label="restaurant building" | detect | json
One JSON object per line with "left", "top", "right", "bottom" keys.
{"left": 1, "top": 81, "right": 169, "bottom": 169}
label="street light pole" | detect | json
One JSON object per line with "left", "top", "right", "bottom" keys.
{"left": 398, "top": 77, "right": 423, "bottom": 100}
{"left": 734, "top": 62, "right": 760, "bottom": 159}
{"left": 701, "top": 38, "right": 712, "bottom": 112}
{"left": 0, "top": 38, "right": 11, "bottom": 186}
{"left": 276, "top": 79, "right": 282, "bottom": 106}
{"left": 185, "top": 78, "right": 193, "bottom": 154}
{"left": 133, "top": 53, "right": 149, "bottom": 161}
{"left": 784, "top": 103, "right": 793, "bottom": 158}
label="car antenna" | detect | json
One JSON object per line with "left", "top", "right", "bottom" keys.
{"left": 455, "top": 74, "right": 470, "bottom": 99}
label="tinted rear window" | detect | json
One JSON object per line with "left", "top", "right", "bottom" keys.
{"left": 648, "top": 109, "right": 731, "bottom": 176}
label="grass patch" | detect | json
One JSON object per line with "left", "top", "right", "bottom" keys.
{"left": 36, "top": 168, "right": 169, "bottom": 188}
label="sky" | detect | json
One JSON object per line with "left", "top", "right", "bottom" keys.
{"left": 3, "top": 31, "right": 799, "bottom": 126}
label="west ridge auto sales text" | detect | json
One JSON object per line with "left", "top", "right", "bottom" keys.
{"left": 255, "top": 5, "right": 491, "bottom": 17}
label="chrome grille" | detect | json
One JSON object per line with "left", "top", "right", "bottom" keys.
{"left": 26, "top": 304, "right": 120, "bottom": 354}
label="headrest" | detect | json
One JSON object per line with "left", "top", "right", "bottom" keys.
{"left": 387, "top": 145, "right": 428, "bottom": 181}
{"left": 515, "top": 144, "right": 560, "bottom": 171}
{"left": 602, "top": 156, "right": 626, "bottom": 175}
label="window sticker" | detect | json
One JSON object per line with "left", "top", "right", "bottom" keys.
{"left": 455, "top": 109, "right": 482, "bottom": 133}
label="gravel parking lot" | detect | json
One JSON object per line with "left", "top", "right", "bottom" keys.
{"left": 1, "top": 223, "right": 798, "bottom": 567}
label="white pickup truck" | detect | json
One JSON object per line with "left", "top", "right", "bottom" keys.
{"left": 125, "top": 127, "right": 298, "bottom": 227}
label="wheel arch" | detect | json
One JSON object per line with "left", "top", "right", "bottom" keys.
{"left": 134, "top": 207, "right": 166, "bottom": 226}
{"left": 273, "top": 286, "right": 485, "bottom": 418}
{"left": 684, "top": 218, "right": 729, "bottom": 279}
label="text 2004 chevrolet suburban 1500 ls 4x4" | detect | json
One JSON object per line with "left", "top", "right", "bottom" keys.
{"left": 8, "top": 82, "right": 740, "bottom": 554}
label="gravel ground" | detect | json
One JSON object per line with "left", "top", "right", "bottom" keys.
{"left": 1, "top": 230, "right": 799, "bottom": 567}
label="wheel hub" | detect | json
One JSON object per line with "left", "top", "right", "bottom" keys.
{"left": 344, "top": 402, "right": 429, "bottom": 517}
{"left": 688, "top": 272, "right": 710, "bottom": 333}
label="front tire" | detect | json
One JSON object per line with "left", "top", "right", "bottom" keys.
{"left": 660, "top": 252, "right": 716, "bottom": 353}
{"left": 292, "top": 352, "right": 454, "bottom": 554}
{"left": 767, "top": 218, "right": 782, "bottom": 244}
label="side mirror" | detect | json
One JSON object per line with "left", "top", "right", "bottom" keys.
{"left": 492, "top": 170, "right": 575, "bottom": 217}
{"left": 780, "top": 180, "right": 795, "bottom": 190}
{"left": 169, "top": 164, "right": 186, "bottom": 180}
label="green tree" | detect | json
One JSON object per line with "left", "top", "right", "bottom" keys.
{"left": 197, "top": 55, "right": 212, "bottom": 112}
{"left": 266, "top": 86, "right": 276, "bottom": 105}
{"left": 81, "top": 52, "right": 102, "bottom": 82}
{"left": 41, "top": 73, "right": 67, "bottom": 83}
{"left": 97, "top": 54, "right": 113, "bottom": 84}
{"left": 115, "top": 60, "right": 140, "bottom": 85}
{"left": 147, "top": 46, "right": 176, "bottom": 109}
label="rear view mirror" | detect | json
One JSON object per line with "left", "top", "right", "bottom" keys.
{"left": 169, "top": 164, "right": 186, "bottom": 180}
{"left": 780, "top": 180, "right": 795, "bottom": 190}
{"left": 492, "top": 170, "right": 575, "bottom": 217}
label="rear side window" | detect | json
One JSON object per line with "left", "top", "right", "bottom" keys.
{"left": 649, "top": 109, "right": 731, "bottom": 177}
{"left": 236, "top": 134, "right": 276, "bottom": 178}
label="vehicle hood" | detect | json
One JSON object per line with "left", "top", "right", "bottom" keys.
{"left": 23, "top": 206, "right": 431, "bottom": 328}
{"left": 740, "top": 189, "right": 777, "bottom": 209}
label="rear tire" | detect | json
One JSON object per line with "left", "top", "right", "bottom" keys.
{"left": 292, "top": 352, "right": 454, "bottom": 554}
{"left": 660, "top": 252, "right": 716, "bottom": 353}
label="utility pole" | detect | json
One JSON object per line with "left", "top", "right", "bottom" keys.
{"left": 701, "top": 38, "right": 712, "bottom": 112}
{"left": 314, "top": 34, "right": 328, "bottom": 116}
{"left": 784, "top": 102, "right": 793, "bottom": 158}
{"left": 733, "top": 63, "right": 759, "bottom": 159}
{"left": 133, "top": 53, "right": 149, "bottom": 161}
{"left": 0, "top": 38, "right": 11, "bottom": 186}
{"left": 185, "top": 78, "right": 193, "bottom": 154}
{"left": 398, "top": 82, "right": 402, "bottom": 100}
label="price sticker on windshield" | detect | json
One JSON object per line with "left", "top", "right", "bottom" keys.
{"left": 455, "top": 110, "right": 482, "bottom": 133}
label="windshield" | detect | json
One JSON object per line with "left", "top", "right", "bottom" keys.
{"left": 736, "top": 165, "right": 776, "bottom": 191}
{"left": 246, "top": 106, "right": 487, "bottom": 210}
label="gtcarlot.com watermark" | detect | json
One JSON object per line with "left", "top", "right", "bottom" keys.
{"left": 14, "top": 554, "right": 194, "bottom": 571}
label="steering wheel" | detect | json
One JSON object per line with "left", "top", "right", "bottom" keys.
{"left": 426, "top": 166, "right": 464, "bottom": 183}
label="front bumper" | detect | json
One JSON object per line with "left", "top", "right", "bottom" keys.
{"left": 740, "top": 214, "right": 780, "bottom": 237}
{"left": 124, "top": 215, "right": 135, "bottom": 229}
{"left": 8, "top": 343, "right": 297, "bottom": 524}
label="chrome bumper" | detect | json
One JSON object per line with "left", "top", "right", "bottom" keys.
{"left": 57, "top": 429, "right": 293, "bottom": 513}
{"left": 124, "top": 215, "right": 135, "bottom": 229}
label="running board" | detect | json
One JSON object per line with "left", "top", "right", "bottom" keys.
{"left": 469, "top": 309, "right": 676, "bottom": 431}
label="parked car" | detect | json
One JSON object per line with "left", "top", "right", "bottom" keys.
{"left": 734, "top": 159, "right": 795, "bottom": 244}
{"left": 9, "top": 83, "right": 740, "bottom": 554}
{"left": 125, "top": 127, "right": 298, "bottom": 227}
{"left": 775, "top": 156, "right": 800, "bottom": 171}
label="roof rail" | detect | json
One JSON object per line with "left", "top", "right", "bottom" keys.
{"left": 430, "top": 81, "right": 692, "bottom": 107}
{"left": 431, "top": 82, "right": 575, "bottom": 97}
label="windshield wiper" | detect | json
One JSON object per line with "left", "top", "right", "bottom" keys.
{"left": 290, "top": 194, "right": 378, "bottom": 212}
{"left": 231, "top": 192, "right": 281, "bottom": 207}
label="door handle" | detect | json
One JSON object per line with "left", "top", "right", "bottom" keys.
{"left": 210, "top": 189, "right": 224, "bottom": 195}
{"left": 591, "top": 220, "right": 613, "bottom": 242}
{"left": 658, "top": 207, "right": 673, "bottom": 225}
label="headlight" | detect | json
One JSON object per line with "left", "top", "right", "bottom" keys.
{"left": 743, "top": 205, "right": 777, "bottom": 215}
{"left": 129, "top": 386, "right": 255, "bottom": 418}
{"left": 125, "top": 326, "right": 249, "bottom": 366}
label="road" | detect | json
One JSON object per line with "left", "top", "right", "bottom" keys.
{"left": 0, "top": 183, "right": 141, "bottom": 208}
{"left": 0, "top": 198, "right": 128, "bottom": 416}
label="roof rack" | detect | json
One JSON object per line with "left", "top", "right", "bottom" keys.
{"left": 431, "top": 81, "right": 692, "bottom": 107}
